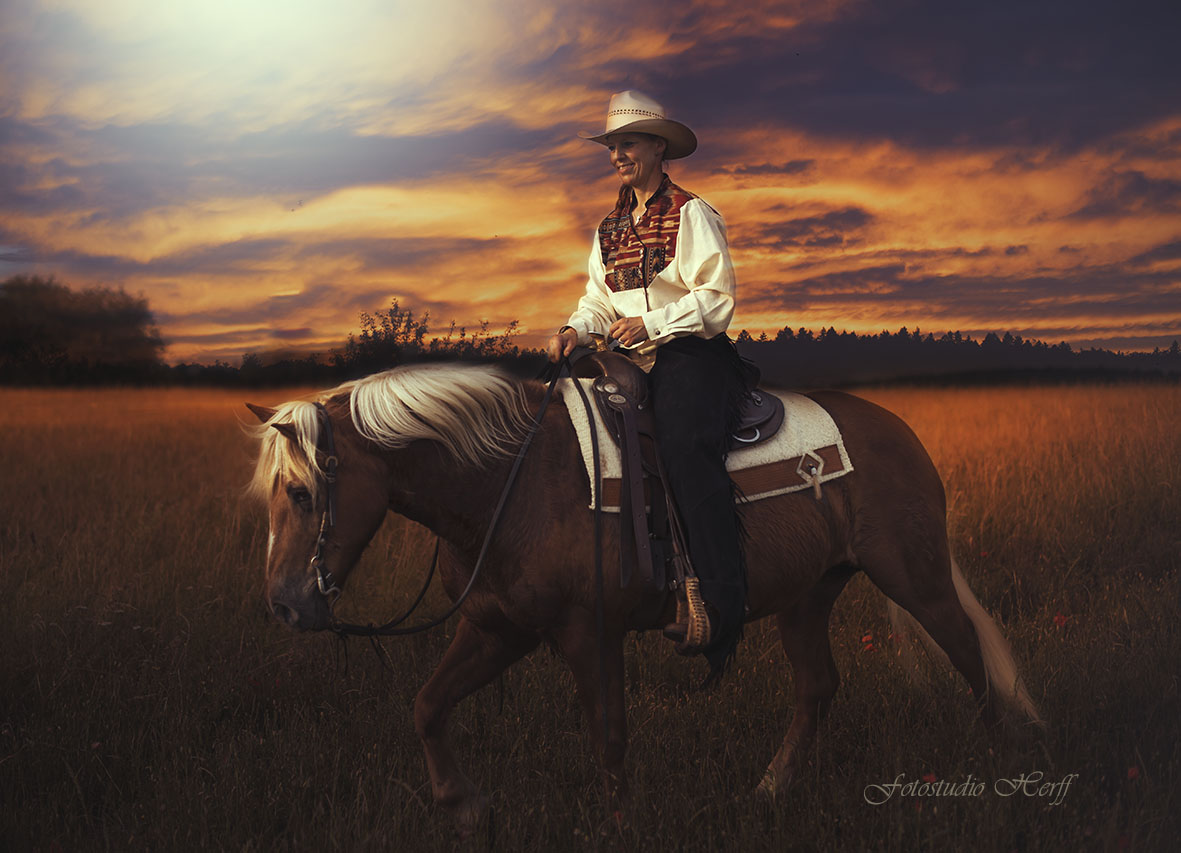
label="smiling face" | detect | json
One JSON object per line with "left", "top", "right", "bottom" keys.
{"left": 606, "top": 132, "right": 666, "bottom": 192}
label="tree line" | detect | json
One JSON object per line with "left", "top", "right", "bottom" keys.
{"left": 2, "top": 274, "right": 1178, "bottom": 386}
{"left": 0, "top": 276, "right": 531, "bottom": 385}
{"left": 734, "top": 325, "right": 1181, "bottom": 387}
{"left": 0, "top": 275, "right": 165, "bottom": 383}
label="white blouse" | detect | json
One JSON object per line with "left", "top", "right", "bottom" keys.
{"left": 563, "top": 197, "right": 736, "bottom": 350}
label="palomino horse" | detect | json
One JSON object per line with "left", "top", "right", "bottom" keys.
{"left": 248, "top": 362, "right": 1041, "bottom": 832}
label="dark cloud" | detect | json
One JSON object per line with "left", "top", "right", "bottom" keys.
{"left": 731, "top": 206, "right": 874, "bottom": 250}
{"left": 1068, "top": 170, "right": 1181, "bottom": 219}
{"left": 0, "top": 237, "right": 293, "bottom": 279}
{"left": 292, "top": 236, "right": 518, "bottom": 271}
{"left": 270, "top": 327, "right": 314, "bottom": 340}
{"left": 1, "top": 232, "right": 549, "bottom": 285}
{"left": 0, "top": 114, "right": 566, "bottom": 218}
{"left": 0, "top": 159, "right": 86, "bottom": 213}
{"left": 0, "top": 115, "right": 55, "bottom": 146}
{"left": 741, "top": 259, "right": 1181, "bottom": 324}
{"left": 163, "top": 328, "right": 274, "bottom": 346}
{"left": 637, "top": 0, "right": 1181, "bottom": 154}
{"left": 153, "top": 283, "right": 401, "bottom": 329}
{"left": 1130, "top": 239, "right": 1181, "bottom": 266}
{"left": 719, "top": 159, "right": 815, "bottom": 177}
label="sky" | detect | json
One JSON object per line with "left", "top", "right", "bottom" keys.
{"left": 1, "top": 0, "right": 1179, "bottom": 362}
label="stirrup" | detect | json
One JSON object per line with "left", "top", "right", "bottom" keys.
{"left": 661, "top": 578, "right": 712, "bottom": 654}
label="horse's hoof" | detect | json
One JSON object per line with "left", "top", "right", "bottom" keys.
{"left": 453, "top": 792, "right": 491, "bottom": 842}
{"left": 755, "top": 764, "right": 794, "bottom": 805}
{"left": 755, "top": 772, "right": 778, "bottom": 803}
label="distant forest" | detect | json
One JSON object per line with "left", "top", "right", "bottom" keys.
{"left": 733, "top": 326, "right": 1181, "bottom": 387}
{"left": 2, "top": 274, "right": 1179, "bottom": 386}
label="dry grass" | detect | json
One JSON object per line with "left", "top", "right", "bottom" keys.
{"left": 1, "top": 383, "right": 1178, "bottom": 851}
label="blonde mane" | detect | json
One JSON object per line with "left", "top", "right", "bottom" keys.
{"left": 250, "top": 363, "right": 532, "bottom": 498}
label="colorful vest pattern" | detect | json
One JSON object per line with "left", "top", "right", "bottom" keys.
{"left": 598, "top": 175, "right": 698, "bottom": 293}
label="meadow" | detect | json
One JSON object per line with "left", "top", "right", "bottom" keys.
{"left": 1, "top": 381, "right": 1177, "bottom": 851}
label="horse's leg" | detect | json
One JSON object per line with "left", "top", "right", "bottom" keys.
{"left": 863, "top": 541, "right": 1001, "bottom": 728}
{"left": 552, "top": 608, "right": 628, "bottom": 803}
{"left": 414, "top": 616, "right": 539, "bottom": 836}
{"left": 757, "top": 565, "right": 855, "bottom": 800}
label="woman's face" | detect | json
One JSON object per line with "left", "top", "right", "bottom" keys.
{"left": 606, "top": 133, "right": 665, "bottom": 190}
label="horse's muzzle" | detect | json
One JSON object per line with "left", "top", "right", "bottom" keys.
{"left": 268, "top": 593, "right": 332, "bottom": 631}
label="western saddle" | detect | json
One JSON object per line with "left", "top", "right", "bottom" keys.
{"left": 569, "top": 349, "right": 784, "bottom": 651}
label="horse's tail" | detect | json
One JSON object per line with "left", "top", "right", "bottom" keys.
{"left": 887, "top": 554, "right": 1045, "bottom": 728}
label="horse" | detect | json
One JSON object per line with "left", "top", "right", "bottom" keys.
{"left": 246, "top": 361, "right": 1042, "bottom": 834}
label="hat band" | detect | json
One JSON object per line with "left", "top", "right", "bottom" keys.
{"left": 607, "top": 108, "right": 664, "bottom": 120}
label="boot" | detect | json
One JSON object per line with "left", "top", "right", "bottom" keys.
{"left": 661, "top": 577, "right": 713, "bottom": 654}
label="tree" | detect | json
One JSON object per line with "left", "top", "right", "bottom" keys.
{"left": 331, "top": 298, "right": 525, "bottom": 376}
{"left": 0, "top": 275, "right": 165, "bottom": 382}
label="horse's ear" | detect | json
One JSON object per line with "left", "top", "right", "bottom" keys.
{"left": 246, "top": 403, "right": 277, "bottom": 423}
{"left": 271, "top": 422, "right": 299, "bottom": 442}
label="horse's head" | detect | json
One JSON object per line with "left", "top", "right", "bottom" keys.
{"left": 247, "top": 399, "right": 389, "bottom": 631}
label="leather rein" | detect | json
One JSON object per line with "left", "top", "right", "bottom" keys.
{"left": 310, "top": 366, "right": 564, "bottom": 638}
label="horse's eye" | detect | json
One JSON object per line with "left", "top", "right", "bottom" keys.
{"left": 285, "top": 484, "right": 313, "bottom": 508}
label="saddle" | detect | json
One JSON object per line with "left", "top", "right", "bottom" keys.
{"left": 569, "top": 350, "right": 785, "bottom": 590}
{"left": 574, "top": 351, "right": 785, "bottom": 452}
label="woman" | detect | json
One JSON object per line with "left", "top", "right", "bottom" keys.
{"left": 547, "top": 90, "right": 753, "bottom": 672}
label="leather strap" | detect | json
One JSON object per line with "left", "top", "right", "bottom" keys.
{"left": 594, "top": 376, "right": 654, "bottom": 589}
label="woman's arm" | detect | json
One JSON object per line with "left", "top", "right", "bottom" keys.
{"left": 563, "top": 231, "right": 618, "bottom": 344}
{"left": 639, "top": 199, "right": 736, "bottom": 346}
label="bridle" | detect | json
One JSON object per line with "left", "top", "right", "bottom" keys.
{"left": 309, "top": 402, "right": 341, "bottom": 601}
{"left": 305, "top": 367, "right": 564, "bottom": 638}
{"left": 305, "top": 364, "right": 610, "bottom": 751}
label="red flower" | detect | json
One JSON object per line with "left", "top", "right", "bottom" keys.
{"left": 1127, "top": 766, "right": 1140, "bottom": 780}
{"left": 1053, "top": 612, "right": 1069, "bottom": 628}
{"left": 922, "top": 772, "right": 937, "bottom": 783}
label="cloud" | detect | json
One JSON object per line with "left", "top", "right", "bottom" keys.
{"left": 719, "top": 0, "right": 1178, "bottom": 151}
{"left": 738, "top": 257, "right": 1181, "bottom": 329}
{"left": 719, "top": 160, "right": 815, "bottom": 178}
{"left": 0, "top": 113, "right": 566, "bottom": 222}
{"left": 1, "top": 0, "right": 1178, "bottom": 359}
{"left": 1068, "top": 171, "right": 1181, "bottom": 219}
{"left": 1130, "top": 239, "right": 1181, "bottom": 266}
{"left": 732, "top": 206, "right": 874, "bottom": 250}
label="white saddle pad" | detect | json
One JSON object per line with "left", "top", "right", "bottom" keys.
{"left": 557, "top": 379, "right": 854, "bottom": 512}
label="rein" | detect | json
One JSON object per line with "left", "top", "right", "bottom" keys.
{"left": 321, "top": 365, "right": 565, "bottom": 638}
{"left": 310, "top": 402, "right": 341, "bottom": 601}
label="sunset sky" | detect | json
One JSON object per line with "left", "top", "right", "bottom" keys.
{"left": 2, "top": 0, "right": 1179, "bottom": 362}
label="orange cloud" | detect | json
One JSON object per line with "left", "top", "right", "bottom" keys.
{"left": 2, "top": 0, "right": 1178, "bottom": 361}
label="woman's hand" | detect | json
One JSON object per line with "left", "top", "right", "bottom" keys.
{"left": 608, "top": 317, "right": 650, "bottom": 347}
{"left": 547, "top": 327, "right": 579, "bottom": 363}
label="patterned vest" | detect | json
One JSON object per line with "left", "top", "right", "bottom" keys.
{"left": 598, "top": 174, "right": 698, "bottom": 293}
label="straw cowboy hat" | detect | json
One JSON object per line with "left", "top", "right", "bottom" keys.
{"left": 579, "top": 90, "right": 698, "bottom": 159}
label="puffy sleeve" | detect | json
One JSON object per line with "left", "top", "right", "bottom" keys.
{"left": 639, "top": 199, "right": 736, "bottom": 346}
{"left": 563, "top": 229, "right": 619, "bottom": 344}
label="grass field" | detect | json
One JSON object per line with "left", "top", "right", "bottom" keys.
{"left": 1, "top": 382, "right": 1178, "bottom": 851}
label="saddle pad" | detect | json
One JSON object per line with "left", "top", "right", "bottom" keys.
{"left": 557, "top": 379, "right": 854, "bottom": 512}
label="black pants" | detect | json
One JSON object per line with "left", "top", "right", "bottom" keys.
{"left": 648, "top": 334, "right": 752, "bottom": 669}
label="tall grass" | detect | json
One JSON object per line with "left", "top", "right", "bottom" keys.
{"left": 1, "top": 383, "right": 1177, "bottom": 851}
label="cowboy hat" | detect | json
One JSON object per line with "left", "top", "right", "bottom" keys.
{"left": 579, "top": 90, "right": 698, "bottom": 160}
